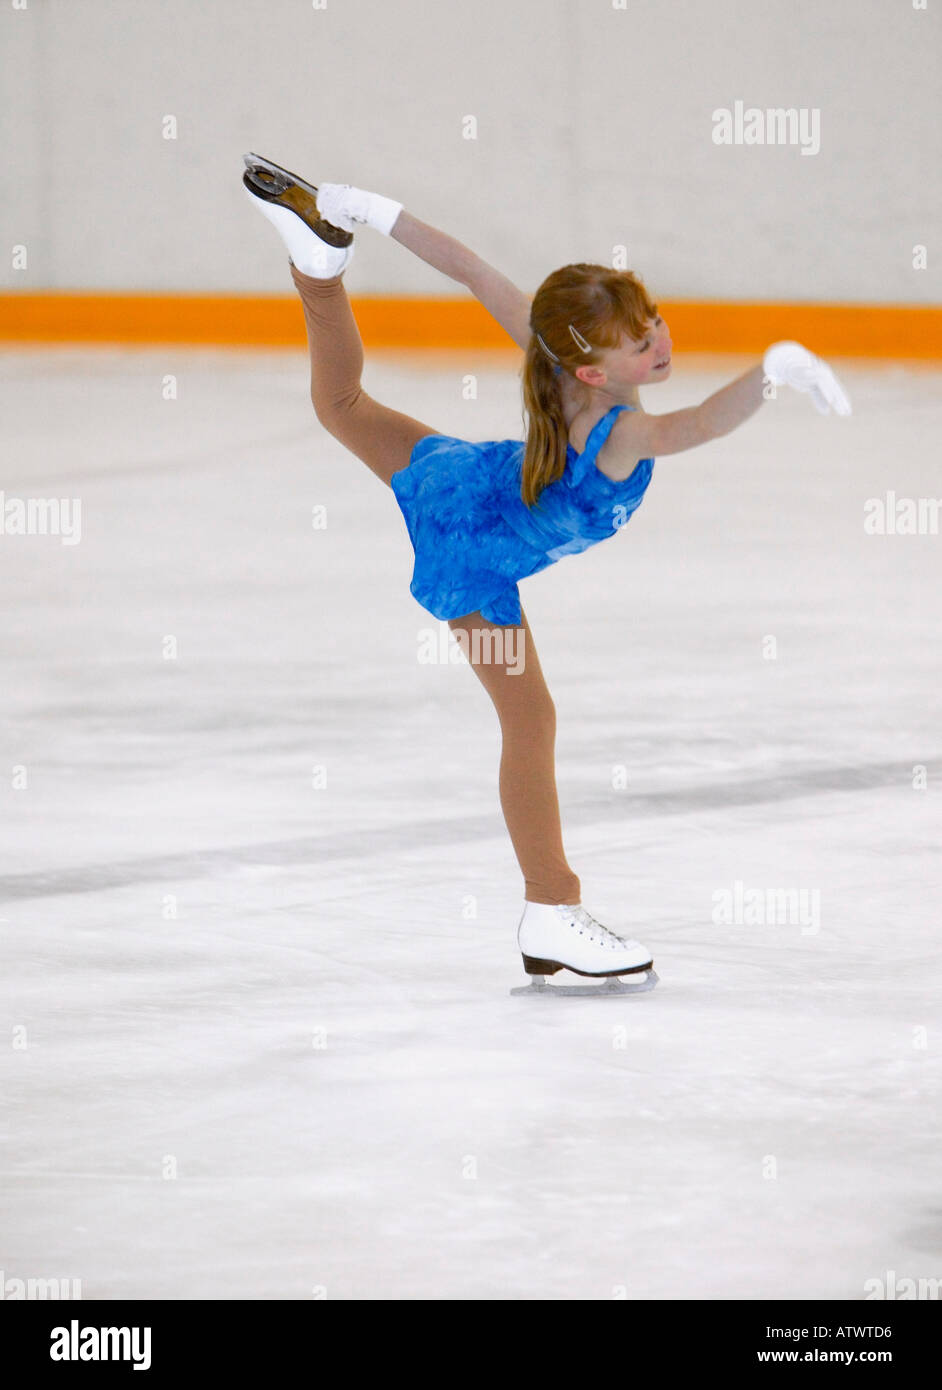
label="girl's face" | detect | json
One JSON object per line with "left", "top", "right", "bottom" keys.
{"left": 576, "top": 314, "right": 673, "bottom": 388}
{"left": 625, "top": 313, "right": 673, "bottom": 382}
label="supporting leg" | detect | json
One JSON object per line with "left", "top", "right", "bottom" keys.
{"left": 448, "top": 605, "right": 581, "bottom": 906}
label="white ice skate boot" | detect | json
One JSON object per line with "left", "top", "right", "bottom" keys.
{"left": 511, "top": 902, "right": 658, "bottom": 997}
{"left": 242, "top": 152, "right": 355, "bottom": 277}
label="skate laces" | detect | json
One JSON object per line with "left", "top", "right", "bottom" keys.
{"left": 558, "top": 904, "right": 625, "bottom": 949}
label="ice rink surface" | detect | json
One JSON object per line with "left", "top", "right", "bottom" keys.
{"left": 1, "top": 345, "right": 940, "bottom": 1300}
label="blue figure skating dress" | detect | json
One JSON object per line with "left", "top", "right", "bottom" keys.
{"left": 390, "top": 402, "right": 655, "bottom": 625}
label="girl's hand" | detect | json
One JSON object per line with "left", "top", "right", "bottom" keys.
{"left": 763, "top": 341, "right": 852, "bottom": 416}
{"left": 316, "top": 183, "right": 403, "bottom": 236}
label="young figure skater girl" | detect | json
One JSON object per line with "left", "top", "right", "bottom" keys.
{"left": 241, "top": 153, "right": 850, "bottom": 997}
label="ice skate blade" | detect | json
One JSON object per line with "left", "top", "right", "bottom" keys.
{"left": 243, "top": 151, "right": 318, "bottom": 198}
{"left": 511, "top": 969, "right": 659, "bottom": 998}
{"left": 242, "top": 153, "right": 352, "bottom": 248}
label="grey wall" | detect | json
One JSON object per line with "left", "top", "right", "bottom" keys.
{"left": 3, "top": 0, "right": 939, "bottom": 302}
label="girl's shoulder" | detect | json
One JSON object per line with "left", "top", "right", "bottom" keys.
{"left": 566, "top": 402, "right": 639, "bottom": 454}
{"left": 569, "top": 404, "right": 653, "bottom": 487}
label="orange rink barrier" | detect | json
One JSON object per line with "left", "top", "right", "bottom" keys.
{"left": 1, "top": 292, "right": 940, "bottom": 356}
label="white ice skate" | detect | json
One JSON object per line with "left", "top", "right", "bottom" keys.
{"left": 511, "top": 902, "right": 659, "bottom": 997}
{"left": 242, "top": 152, "right": 355, "bottom": 277}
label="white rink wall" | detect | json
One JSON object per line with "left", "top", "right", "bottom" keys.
{"left": 2, "top": 0, "right": 940, "bottom": 302}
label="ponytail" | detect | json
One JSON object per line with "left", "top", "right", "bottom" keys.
{"left": 520, "top": 336, "right": 569, "bottom": 508}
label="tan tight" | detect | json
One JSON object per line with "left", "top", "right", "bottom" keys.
{"left": 291, "top": 263, "right": 581, "bottom": 905}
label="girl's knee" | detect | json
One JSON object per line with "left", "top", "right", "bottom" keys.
{"left": 528, "top": 691, "right": 557, "bottom": 728}
{"left": 498, "top": 684, "right": 556, "bottom": 731}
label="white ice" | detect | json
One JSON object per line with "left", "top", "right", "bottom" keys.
{"left": 1, "top": 346, "right": 940, "bottom": 1300}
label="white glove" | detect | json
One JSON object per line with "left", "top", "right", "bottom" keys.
{"left": 315, "top": 182, "right": 403, "bottom": 236}
{"left": 763, "top": 340, "right": 852, "bottom": 417}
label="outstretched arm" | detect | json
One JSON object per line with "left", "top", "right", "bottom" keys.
{"left": 625, "top": 365, "right": 767, "bottom": 462}
{"left": 603, "top": 344, "right": 851, "bottom": 480}
{"left": 390, "top": 211, "right": 533, "bottom": 350}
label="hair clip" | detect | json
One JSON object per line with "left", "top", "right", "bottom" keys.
{"left": 535, "top": 332, "right": 560, "bottom": 363}
{"left": 568, "top": 324, "right": 592, "bottom": 354}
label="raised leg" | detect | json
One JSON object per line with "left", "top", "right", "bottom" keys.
{"left": 448, "top": 605, "right": 581, "bottom": 906}
{"left": 290, "top": 263, "right": 439, "bottom": 487}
